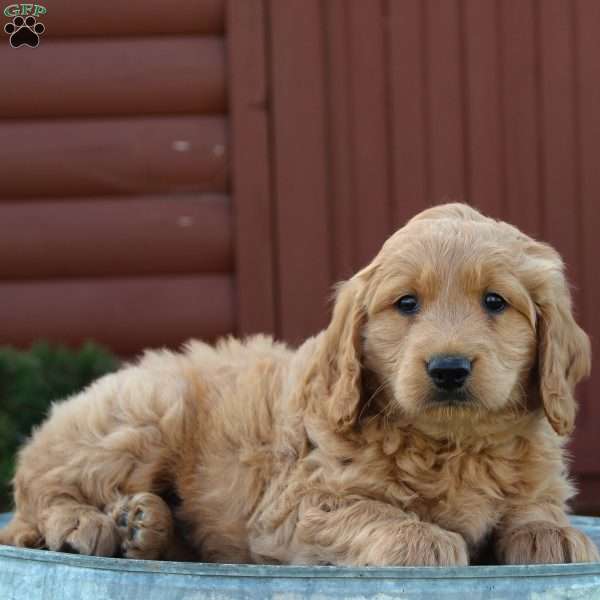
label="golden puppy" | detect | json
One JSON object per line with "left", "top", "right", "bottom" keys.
{"left": 1, "top": 203, "right": 598, "bottom": 566}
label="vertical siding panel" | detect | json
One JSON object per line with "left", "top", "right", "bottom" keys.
{"left": 572, "top": 0, "right": 600, "bottom": 474}
{"left": 538, "top": 1, "right": 590, "bottom": 475}
{"left": 387, "top": 0, "right": 429, "bottom": 226}
{"left": 348, "top": 0, "right": 392, "bottom": 266}
{"left": 269, "top": 0, "right": 331, "bottom": 342}
{"left": 227, "top": 0, "right": 276, "bottom": 335}
{"left": 324, "top": 1, "right": 355, "bottom": 282}
{"left": 462, "top": 0, "right": 505, "bottom": 219}
{"left": 540, "top": 0, "right": 581, "bottom": 308}
{"left": 425, "top": 0, "right": 466, "bottom": 204}
{"left": 538, "top": 1, "right": 580, "bottom": 301}
{"left": 499, "top": 0, "right": 541, "bottom": 237}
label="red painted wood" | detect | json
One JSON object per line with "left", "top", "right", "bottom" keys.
{"left": 2, "top": 0, "right": 600, "bottom": 502}
{"left": 269, "top": 0, "right": 332, "bottom": 342}
{"left": 0, "top": 275, "right": 235, "bottom": 355}
{"left": 0, "top": 38, "right": 226, "bottom": 118}
{"left": 499, "top": 0, "right": 542, "bottom": 237}
{"left": 539, "top": 0, "right": 579, "bottom": 278}
{"left": 462, "top": 0, "right": 505, "bottom": 219}
{"left": 0, "top": 117, "right": 227, "bottom": 198}
{"left": 387, "top": 0, "right": 429, "bottom": 226}
{"left": 0, "top": 195, "right": 232, "bottom": 279}
{"left": 324, "top": 0, "right": 355, "bottom": 282}
{"left": 227, "top": 0, "right": 276, "bottom": 335}
{"left": 571, "top": 0, "right": 600, "bottom": 474}
{"left": 348, "top": 0, "right": 393, "bottom": 266}
{"left": 424, "top": 0, "right": 466, "bottom": 204}
{"left": 41, "top": 0, "right": 225, "bottom": 37}
{"left": 537, "top": 1, "right": 588, "bottom": 454}
{"left": 573, "top": 475, "right": 600, "bottom": 514}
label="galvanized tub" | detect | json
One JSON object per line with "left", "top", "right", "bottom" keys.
{"left": 1, "top": 513, "right": 600, "bottom": 600}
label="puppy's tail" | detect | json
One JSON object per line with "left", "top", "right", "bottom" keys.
{"left": 0, "top": 514, "right": 43, "bottom": 548}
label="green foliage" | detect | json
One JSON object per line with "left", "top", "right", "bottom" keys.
{"left": 0, "top": 342, "right": 119, "bottom": 512}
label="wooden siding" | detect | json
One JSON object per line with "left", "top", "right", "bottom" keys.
{"left": 0, "top": 276, "right": 234, "bottom": 355}
{"left": 0, "top": 196, "right": 232, "bottom": 279}
{"left": 227, "top": 0, "right": 277, "bottom": 335}
{"left": 0, "top": 38, "right": 226, "bottom": 118}
{"left": 269, "top": 0, "right": 333, "bottom": 342}
{"left": 41, "top": 0, "right": 225, "bottom": 37}
{"left": 0, "top": 0, "right": 599, "bottom": 507}
{"left": 1, "top": 118, "right": 227, "bottom": 198}
{"left": 573, "top": 0, "right": 600, "bottom": 504}
{"left": 0, "top": 0, "right": 231, "bottom": 355}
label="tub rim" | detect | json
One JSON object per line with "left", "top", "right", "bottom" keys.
{"left": 1, "top": 514, "right": 599, "bottom": 580}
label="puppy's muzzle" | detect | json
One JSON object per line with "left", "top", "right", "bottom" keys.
{"left": 427, "top": 355, "right": 472, "bottom": 393}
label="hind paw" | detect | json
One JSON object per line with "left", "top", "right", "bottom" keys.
{"left": 106, "top": 493, "right": 173, "bottom": 560}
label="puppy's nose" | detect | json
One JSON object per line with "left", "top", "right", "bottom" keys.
{"left": 427, "top": 355, "right": 472, "bottom": 391}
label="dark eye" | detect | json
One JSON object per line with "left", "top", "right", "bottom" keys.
{"left": 395, "top": 295, "right": 419, "bottom": 315}
{"left": 483, "top": 292, "right": 507, "bottom": 313}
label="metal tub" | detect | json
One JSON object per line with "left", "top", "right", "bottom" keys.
{"left": 1, "top": 513, "right": 599, "bottom": 599}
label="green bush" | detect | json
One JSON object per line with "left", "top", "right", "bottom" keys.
{"left": 0, "top": 342, "right": 120, "bottom": 512}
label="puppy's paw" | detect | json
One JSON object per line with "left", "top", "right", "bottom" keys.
{"left": 498, "top": 522, "right": 600, "bottom": 564}
{"left": 388, "top": 521, "right": 469, "bottom": 567}
{"left": 44, "top": 507, "right": 119, "bottom": 556}
{"left": 346, "top": 520, "right": 469, "bottom": 567}
{"left": 295, "top": 498, "right": 469, "bottom": 567}
{"left": 107, "top": 493, "right": 173, "bottom": 560}
{"left": 0, "top": 517, "right": 44, "bottom": 549}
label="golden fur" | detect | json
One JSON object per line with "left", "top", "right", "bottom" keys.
{"left": 1, "top": 203, "right": 598, "bottom": 566}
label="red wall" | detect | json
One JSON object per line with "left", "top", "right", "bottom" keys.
{"left": 0, "top": 0, "right": 598, "bottom": 509}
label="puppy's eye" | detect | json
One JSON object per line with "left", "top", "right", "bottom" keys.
{"left": 395, "top": 295, "right": 419, "bottom": 315}
{"left": 483, "top": 292, "right": 507, "bottom": 313}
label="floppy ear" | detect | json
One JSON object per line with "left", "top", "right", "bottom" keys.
{"left": 310, "top": 272, "right": 370, "bottom": 432}
{"left": 529, "top": 246, "right": 591, "bottom": 436}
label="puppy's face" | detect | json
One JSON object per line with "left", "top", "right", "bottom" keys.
{"left": 321, "top": 204, "right": 589, "bottom": 436}
{"left": 362, "top": 218, "right": 537, "bottom": 423}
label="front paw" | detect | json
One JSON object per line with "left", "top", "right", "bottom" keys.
{"left": 44, "top": 508, "right": 119, "bottom": 556}
{"left": 349, "top": 521, "right": 468, "bottom": 567}
{"left": 498, "top": 522, "right": 600, "bottom": 564}
{"left": 390, "top": 521, "right": 469, "bottom": 567}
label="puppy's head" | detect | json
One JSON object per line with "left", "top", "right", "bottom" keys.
{"left": 318, "top": 203, "right": 590, "bottom": 436}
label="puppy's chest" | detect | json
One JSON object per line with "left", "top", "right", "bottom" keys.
{"left": 389, "top": 445, "right": 521, "bottom": 545}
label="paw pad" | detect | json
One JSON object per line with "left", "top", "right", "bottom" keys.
{"left": 107, "top": 493, "right": 173, "bottom": 560}
{"left": 4, "top": 15, "right": 44, "bottom": 48}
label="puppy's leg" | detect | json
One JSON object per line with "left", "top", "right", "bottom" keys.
{"left": 254, "top": 495, "right": 469, "bottom": 566}
{"left": 0, "top": 513, "right": 44, "bottom": 548}
{"left": 6, "top": 364, "right": 195, "bottom": 557}
{"left": 496, "top": 503, "right": 600, "bottom": 564}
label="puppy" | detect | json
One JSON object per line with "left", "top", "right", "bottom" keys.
{"left": 1, "top": 203, "right": 598, "bottom": 566}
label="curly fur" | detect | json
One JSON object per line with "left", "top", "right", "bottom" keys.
{"left": 1, "top": 203, "right": 598, "bottom": 566}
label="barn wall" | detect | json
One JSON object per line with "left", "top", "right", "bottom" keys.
{"left": 0, "top": 0, "right": 598, "bottom": 508}
{"left": 0, "top": 0, "right": 233, "bottom": 355}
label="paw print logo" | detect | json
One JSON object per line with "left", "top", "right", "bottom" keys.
{"left": 4, "top": 15, "right": 45, "bottom": 48}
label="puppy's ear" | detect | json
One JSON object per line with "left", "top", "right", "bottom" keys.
{"left": 314, "top": 272, "right": 371, "bottom": 432}
{"left": 527, "top": 245, "right": 591, "bottom": 436}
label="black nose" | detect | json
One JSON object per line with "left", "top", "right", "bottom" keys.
{"left": 427, "top": 355, "right": 472, "bottom": 391}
